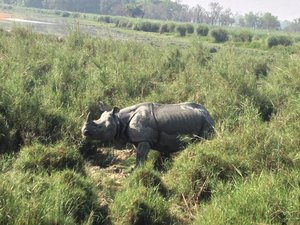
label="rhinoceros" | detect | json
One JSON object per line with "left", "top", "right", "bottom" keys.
{"left": 81, "top": 102, "right": 214, "bottom": 167}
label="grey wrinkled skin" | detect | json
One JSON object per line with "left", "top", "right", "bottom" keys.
{"left": 81, "top": 102, "right": 215, "bottom": 167}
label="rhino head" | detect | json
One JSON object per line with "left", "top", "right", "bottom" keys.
{"left": 81, "top": 107, "right": 120, "bottom": 142}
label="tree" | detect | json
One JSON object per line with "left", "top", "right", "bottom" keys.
{"left": 260, "top": 12, "right": 280, "bottom": 30}
{"left": 126, "top": 3, "right": 144, "bottom": 18}
{"left": 244, "top": 12, "right": 259, "bottom": 28}
{"left": 219, "top": 8, "right": 234, "bottom": 26}
{"left": 239, "top": 17, "right": 246, "bottom": 27}
{"left": 190, "top": 5, "right": 208, "bottom": 23}
{"left": 208, "top": 2, "right": 223, "bottom": 25}
{"left": 286, "top": 18, "right": 300, "bottom": 32}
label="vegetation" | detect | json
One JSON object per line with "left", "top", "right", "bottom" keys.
{"left": 196, "top": 25, "right": 209, "bottom": 36}
{"left": 3, "top": 0, "right": 300, "bottom": 33}
{"left": 176, "top": 25, "right": 187, "bottom": 37}
{"left": 1, "top": 8, "right": 300, "bottom": 224}
{"left": 267, "top": 35, "right": 294, "bottom": 48}
{"left": 211, "top": 28, "right": 229, "bottom": 43}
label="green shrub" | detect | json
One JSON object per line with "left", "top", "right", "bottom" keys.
{"left": 71, "top": 13, "right": 80, "bottom": 18}
{"left": 254, "top": 62, "right": 269, "bottom": 78}
{"left": 61, "top": 11, "right": 71, "bottom": 17}
{"left": 211, "top": 28, "right": 229, "bottom": 43}
{"left": 185, "top": 24, "right": 194, "bottom": 34}
{"left": 166, "top": 143, "right": 249, "bottom": 204}
{"left": 14, "top": 142, "right": 84, "bottom": 174}
{"left": 97, "top": 15, "right": 112, "bottom": 23}
{"left": 196, "top": 25, "right": 209, "bottom": 36}
{"left": 110, "top": 183, "right": 171, "bottom": 225}
{"left": 194, "top": 171, "right": 300, "bottom": 225}
{"left": 149, "top": 22, "right": 160, "bottom": 33}
{"left": 267, "top": 35, "right": 293, "bottom": 48}
{"left": 160, "top": 23, "right": 169, "bottom": 34}
{"left": 117, "top": 19, "right": 129, "bottom": 28}
{"left": 134, "top": 21, "right": 160, "bottom": 33}
{"left": 167, "top": 23, "right": 176, "bottom": 32}
{"left": 232, "top": 30, "right": 253, "bottom": 42}
{"left": 0, "top": 170, "right": 104, "bottom": 225}
{"left": 176, "top": 25, "right": 187, "bottom": 37}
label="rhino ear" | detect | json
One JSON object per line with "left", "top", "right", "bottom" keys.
{"left": 112, "top": 107, "right": 120, "bottom": 114}
{"left": 98, "top": 101, "right": 108, "bottom": 113}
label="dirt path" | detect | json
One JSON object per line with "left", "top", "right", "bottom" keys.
{"left": 0, "top": 12, "right": 12, "bottom": 20}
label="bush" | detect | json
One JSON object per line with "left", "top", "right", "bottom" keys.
{"left": 61, "top": 11, "right": 71, "bottom": 17}
{"left": 160, "top": 23, "right": 169, "bottom": 34}
{"left": 14, "top": 142, "right": 84, "bottom": 174}
{"left": 149, "top": 22, "right": 160, "bottom": 33}
{"left": 176, "top": 25, "right": 187, "bottom": 37}
{"left": 211, "top": 28, "right": 229, "bottom": 43}
{"left": 254, "top": 62, "right": 269, "bottom": 78}
{"left": 134, "top": 21, "right": 160, "bottom": 33}
{"left": 110, "top": 186, "right": 172, "bottom": 225}
{"left": 196, "top": 25, "right": 209, "bottom": 36}
{"left": 194, "top": 172, "right": 300, "bottom": 225}
{"left": 98, "top": 16, "right": 112, "bottom": 23}
{"left": 0, "top": 170, "right": 104, "bottom": 224}
{"left": 267, "top": 35, "right": 293, "bottom": 48}
{"left": 186, "top": 24, "right": 195, "bottom": 34}
{"left": 232, "top": 30, "right": 253, "bottom": 42}
{"left": 117, "top": 19, "right": 129, "bottom": 28}
{"left": 167, "top": 23, "right": 176, "bottom": 32}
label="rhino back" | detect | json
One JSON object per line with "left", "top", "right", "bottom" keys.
{"left": 154, "top": 103, "right": 210, "bottom": 135}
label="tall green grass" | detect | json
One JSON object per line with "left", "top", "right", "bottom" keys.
{"left": 0, "top": 26, "right": 300, "bottom": 224}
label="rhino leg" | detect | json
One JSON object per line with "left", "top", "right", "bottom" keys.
{"left": 135, "top": 142, "right": 151, "bottom": 168}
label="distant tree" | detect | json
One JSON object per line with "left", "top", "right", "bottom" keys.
{"left": 46, "top": 0, "right": 99, "bottom": 13}
{"left": 285, "top": 18, "right": 300, "bottom": 32}
{"left": 208, "top": 2, "right": 223, "bottom": 25}
{"left": 99, "top": 0, "right": 126, "bottom": 16}
{"left": 23, "top": 0, "right": 44, "bottom": 8}
{"left": 244, "top": 12, "right": 260, "bottom": 28}
{"left": 219, "top": 8, "right": 234, "bottom": 26}
{"left": 126, "top": 3, "right": 144, "bottom": 18}
{"left": 190, "top": 5, "right": 208, "bottom": 23}
{"left": 238, "top": 17, "right": 246, "bottom": 27}
{"left": 260, "top": 12, "right": 280, "bottom": 30}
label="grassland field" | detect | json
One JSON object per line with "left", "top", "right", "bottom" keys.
{"left": 0, "top": 5, "right": 300, "bottom": 225}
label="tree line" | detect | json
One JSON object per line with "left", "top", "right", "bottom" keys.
{"left": 2, "top": 0, "right": 300, "bottom": 31}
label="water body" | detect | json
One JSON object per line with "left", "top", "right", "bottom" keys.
{"left": 5, "top": 17, "right": 54, "bottom": 25}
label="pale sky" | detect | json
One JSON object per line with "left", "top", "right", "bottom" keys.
{"left": 179, "top": 0, "right": 300, "bottom": 21}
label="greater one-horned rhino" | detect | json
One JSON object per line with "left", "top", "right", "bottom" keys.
{"left": 81, "top": 102, "right": 214, "bottom": 167}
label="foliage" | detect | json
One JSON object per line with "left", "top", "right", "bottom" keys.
{"left": 134, "top": 21, "right": 160, "bottom": 33}
{"left": 185, "top": 23, "right": 194, "bottom": 34}
{"left": 1, "top": 25, "right": 300, "bottom": 225}
{"left": 110, "top": 163, "right": 172, "bottom": 225}
{"left": 196, "top": 25, "right": 209, "bottom": 36}
{"left": 0, "top": 142, "right": 104, "bottom": 224}
{"left": 267, "top": 35, "right": 294, "bottom": 48}
{"left": 240, "top": 12, "right": 280, "bottom": 30}
{"left": 14, "top": 142, "right": 85, "bottom": 174}
{"left": 176, "top": 25, "right": 187, "bottom": 37}
{"left": 211, "top": 28, "right": 229, "bottom": 43}
{"left": 232, "top": 30, "right": 253, "bottom": 42}
{"left": 193, "top": 171, "right": 300, "bottom": 225}
{"left": 159, "top": 23, "right": 170, "bottom": 34}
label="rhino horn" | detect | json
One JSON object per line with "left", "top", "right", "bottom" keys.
{"left": 86, "top": 112, "right": 92, "bottom": 122}
{"left": 112, "top": 107, "right": 120, "bottom": 114}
